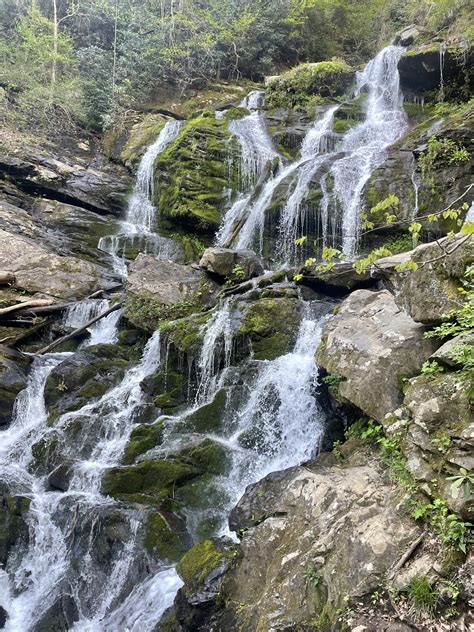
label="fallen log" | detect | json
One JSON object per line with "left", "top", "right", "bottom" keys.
{"left": 0, "top": 272, "right": 15, "bottom": 285}
{"left": 0, "top": 317, "right": 55, "bottom": 347}
{"left": 35, "top": 301, "right": 123, "bottom": 355}
{"left": 0, "top": 299, "right": 55, "bottom": 317}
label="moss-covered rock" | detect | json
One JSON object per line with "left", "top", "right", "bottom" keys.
{"left": 0, "top": 345, "right": 31, "bottom": 427}
{"left": 44, "top": 344, "right": 130, "bottom": 421}
{"left": 179, "top": 389, "right": 228, "bottom": 433}
{"left": 238, "top": 297, "right": 301, "bottom": 360}
{"left": 178, "top": 438, "right": 230, "bottom": 476}
{"left": 145, "top": 510, "right": 189, "bottom": 562}
{"left": 176, "top": 538, "right": 235, "bottom": 591}
{"left": 266, "top": 60, "right": 353, "bottom": 109}
{"left": 122, "top": 422, "right": 165, "bottom": 465}
{"left": 0, "top": 492, "right": 30, "bottom": 566}
{"left": 153, "top": 116, "right": 238, "bottom": 233}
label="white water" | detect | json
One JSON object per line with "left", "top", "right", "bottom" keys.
{"left": 218, "top": 46, "right": 407, "bottom": 262}
{"left": 229, "top": 90, "right": 280, "bottom": 188}
{"left": 63, "top": 298, "right": 121, "bottom": 346}
{"left": 99, "top": 119, "right": 184, "bottom": 277}
{"left": 330, "top": 45, "right": 407, "bottom": 257}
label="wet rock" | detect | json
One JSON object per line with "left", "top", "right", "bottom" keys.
{"left": 0, "top": 606, "right": 7, "bottom": 628}
{"left": 125, "top": 257, "right": 220, "bottom": 332}
{"left": 44, "top": 344, "right": 131, "bottom": 419}
{"left": 316, "top": 289, "right": 437, "bottom": 420}
{"left": 0, "top": 491, "right": 30, "bottom": 566}
{"left": 376, "top": 233, "right": 473, "bottom": 324}
{"left": 298, "top": 260, "right": 378, "bottom": 293}
{"left": 31, "top": 593, "right": 79, "bottom": 632}
{"left": 216, "top": 448, "right": 421, "bottom": 631}
{"left": 145, "top": 509, "right": 191, "bottom": 562}
{"left": 171, "top": 538, "right": 237, "bottom": 630}
{"left": 122, "top": 421, "right": 165, "bottom": 464}
{"left": 199, "top": 247, "right": 264, "bottom": 281}
{"left": 0, "top": 228, "right": 109, "bottom": 299}
{"left": 0, "top": 345, "right": 31, "bottom": 427}
{"left": 238, "top": 296, "right": 301, "bottom": 360}
{"left": 47, "top": 461, "right": 75, "bottom": 491}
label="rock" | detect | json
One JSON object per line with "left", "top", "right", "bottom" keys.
{"left": 30, "top": 593, "right": 79, "bottom": 632}
{"left": 122, "top": 421, "right": 165, "bottom": 464}
{"left": 398, "top": 43, "right": 473, "bottom": 95}
{"left": 0, "top": 345, "right": 31, "bottom": 427}
{"left": 145, "top": 509, "right": 191, "bottom": 562}
{"left": 125, "top": 256, "right": 220, "bottom": 332}
{"left": 47, "top": 461, "right": 75, "bottom": 491}
{"left": 199, "top": 247, "right": 264, "bottom": 281}
{"left": 0, "top": 136, "right": 132, "bottom": 216}
{"left": 238, "top": 296, "right": 301, "bottom": 360}
{"left": 212, "top": 448, "right": 421, "bottom": 631}
{"left": 0, "top": 606, "right": 7, "bottom": 628}
{"left": 376, "top": 234, "right": 473, "bottom": 324}
{"left": 430, "top": 332, "right": 473, "bottom": 368}
{"left": 0, "top": 228, "right": 108, "bottom": 299}
{"left": 387, "top": 372, "right": 474, "bottom": 518}
{"left": 393, "top": 25, "right": 422, "bottom": 46}
{"left": 299, "top": 260, "right": 377, "bottom": 293}
{"left": 44, "top": 344, "right": 131, "bottom": 420}
{"left": 0, "top": 492, "right": 30, "bottom": 566}
{"left": 316, "top": 290, "right": 437, "bottom": 420}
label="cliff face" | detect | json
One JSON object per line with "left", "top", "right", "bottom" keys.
{"left": 0, "top": 32, "right": 472, "bottom": 632}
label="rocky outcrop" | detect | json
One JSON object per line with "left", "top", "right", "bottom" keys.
{"left": 199, "top": 247, "right": 264, "bottom": 281}
{"left": 384, "top": 371, "right": 474, "bottom": 519}
{"left": 316, "top": 289, "right": 438, "bottom": 420}
{"left": 0, "top": 228, "right": 111, "bottom": 300}
{"left": 375, "top": 234, "right": 473, "bottom": 324}
{"left": 125, "top": 256, "right": 220, "bottom": 332}
{"left": 0, "top": 346, "right": 31, "bottom": 427}
{"left": 0, "top": 490, "right": 30, "bottom": 567}
{"left": 0, "top": 135, "right": 132, "bottom": 215}
{"left": 168, "top": 446, "right": 426, "bottom": 631}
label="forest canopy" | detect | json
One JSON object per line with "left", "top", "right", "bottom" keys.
{"left": 0, "top": 0, "right": 471, "bottom": 133}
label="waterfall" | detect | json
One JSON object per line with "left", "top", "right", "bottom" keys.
{"left": 228, "top": 90, "right": 280, "bottom": 189}
{"left": 98, "top": 119, "right": 184, "bottom": 277}
{"left": 63, "top": 298, "right": 121, "bottom": 346}
{"left": 439, "top": 42, "right": 446, "bottom": 102}
{"left": 330, "top": 45, "right": 407, "bottom": 257}
{"left": 219, "top": 46, "right": 407, "bottom": 262}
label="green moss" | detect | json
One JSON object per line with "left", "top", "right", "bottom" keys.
{"left": 267, "top": 59, "right": 353, "bottom": 109}
{"left": 154, "top": 116, "right": 238, "bottom": 233}
{"left": 238, "top": 297, "right": 300, "bottom": 360}
{"left": 176, "top": 539, "right": 233, "bottom": 589}
{"left": 178, "top": 438, "right": 230, "bottom": 476}
{"left": 124, "top": 295, "right": 204, "bottom": 333}
{"left": 180, "top": 389, "right": 227, "bottom": 433}
{"left": 102, "top": 459, "right": 199, "bottom": 501}
{"left": 145, "top": 511, "right": 187, "bottom": 562}
{"left": 159, "top": 311, "right": 212, "bottom": 355}
{"left": 123, "top": 422, "right": 165, "bottom": 465}
{"left": 333, "top": 117, "right": 357, "bottom": 133}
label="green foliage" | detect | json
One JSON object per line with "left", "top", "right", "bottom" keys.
{"left": 266, "top": 58, "right": 353, "bottom": 109}
{"left": 353, "top": 247, "right": 392, "bottom": 275}
{"left": 419, "top": 136, "right": 470, "bottom": 181}
{"left": 446, "top": 468, "right": 474, "bottom": 500}
{"left": 421, "top": 360, "right": 444, "bottom": 375}
{"left": 322, "top": 373, "right": 343, "bottom": 397}
{"left": 361, "top": 194, "right": 400, "bottom": 231}
{"left": 408, "top": 575, "right": 438, "bottom": 616}
{"left": 304, "top": 564, "right": 323, "bottom": 587}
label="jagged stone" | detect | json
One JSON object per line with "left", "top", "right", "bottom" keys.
{"left": 392, "top": 25, "right": 423, "bottom": 46}
{"left": 316, "top": 289, "right": 437, "bottom": 420}
{"left": 0, "top": 346, "right": 30, "bottom": 427}
{"left": 199, "top": 247, "right": 264, "bottom": 281}
{"left": 430, "top": 332, "right": 473, "bottom": 368}
{"left": 375, "top": 233, "right": 473, "bottom": 324}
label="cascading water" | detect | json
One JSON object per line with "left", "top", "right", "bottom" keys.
{"left": 218, "top": 46, "right": 407, "bottom": 262}
{"left": 228, "top": 90, "right": 280, "bottom": 189}
{"left": 63, "top": 298, "right": 121, "bottom": 346}
{"left": 98, "top": 119, "right": 184, "bottom": 277}
{"left": 330, "top": 45, "right": 407, "bottom": 257}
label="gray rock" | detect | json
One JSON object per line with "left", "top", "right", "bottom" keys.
{"left": 0, "top": 228, "right": 108, "bottom": 299}
{"left": 199, "top": 247, "right": 264, "bottom": 281}
{"left": 392, "top": 25, "right": 422, "bottom": 46}
{"left": 430, "top": 332, "right": 473, "bottom": 368}
{"left": 375, "top": 234, "right": 473, "bottom": 324}
{"left": 0, "top": 346, "right": 31, "bottom": 427}
{"left": 316, "top": 289, "right": 437, "bottom": 420}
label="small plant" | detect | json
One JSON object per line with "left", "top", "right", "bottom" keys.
{"left": 431, "top": 433, "right": 451, "bottom": 453}
{"left": 322, "top": 372, "right": 343, "bottom": 397}
{"left": 332, "top": 439, "right": 344, "bottom": 463}
{"left": 370, "top": 589, "right": 383, "bottom": 605}
{"left": 447, "top": 467, "right": 474, "bottom": 499}
{"left": 421, "top": 360, "right": 444, "bottom": 375}
{"left": 231, "top": 264, "right": 246, "bottom": 281}
{"left": 305, "top": 564, "right": 323, "bottom": 588}
{"left": 57, "top": 379, "right": 68, "bottom": 392}
{"left": 408, "top": 575, "right": 438, "bottom": 616}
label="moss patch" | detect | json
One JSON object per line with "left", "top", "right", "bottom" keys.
{"left": 176, "top": 539, "right": 234, "bottom": 590}
{"left": 180, "top": 389, "right": 227, "bottom": 433}
{"left": 145, "top": 511, "right": 187, "bottom": 562}
{"left": 122, "top": 422, "right": 165, "bottom": 465}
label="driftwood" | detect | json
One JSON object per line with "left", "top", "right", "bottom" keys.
{"left": 0, "top": 317, "right": 55, "bottom": 347}
{"left": 0, "top": 299, "right": 55, "bottom": 317}
{"left": 35, "top": 301, "right": 123, "bottom": 355}
{"left": 3, "top": 289, "right": 109, "bottom": 318}
{"left": 0, "top": 272, "right": 15, "bottom": 285}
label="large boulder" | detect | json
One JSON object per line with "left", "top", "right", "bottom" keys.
{"left": 384, "top": 371, "right": 474, "bottom": 519}
{"left": 171, "top": 447, "right": 422, "bottom": 631}
{"left": 0, "top": 346, "right": 31, "bottom": 427}
{"left": 316, "top": 289, "right": 437, "bottom": 420}
{"left": 376, "top": 234, "right": 473, "bottom": 324}
{"left": 0, "top": 228, "right": 108, "bottom": 299}
{"left": 125, "top": 256, "right": 220, "bottom": 332}
{"left": 392, "top": 25, "right": 423, "bottom": 47}
{"left": 199, "top": 247, "right": 264, "bottom": 281}
{"left": 0, "top": 491, "right": 30, "bottom": 567}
